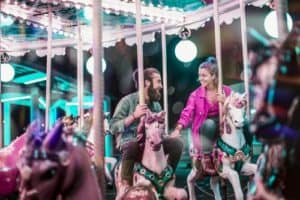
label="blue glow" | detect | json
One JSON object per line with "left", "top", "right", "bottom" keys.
{"left": 83, "top": 7, "right": 93, "bottom": 21}
{"left": 0, "top": 14, "right": 14, "bottom": 27}
{"left": 1, "top": 95, "right": 31, "bottom": 103}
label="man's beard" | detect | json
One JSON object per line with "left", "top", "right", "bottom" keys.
{"left": 149, "top": 85, "right": 161, "bottom": 102}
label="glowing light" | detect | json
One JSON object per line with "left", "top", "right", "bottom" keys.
{"left": 175, "top": 40, "right": 197, "bottom": 63}
{"left": 0, "top": 14, "right": 14, "bottom": 26}
{"left": 1, "top": 96, "right": 31, "bottom": 103}
{"left": 86, "top": 56, "right": 107, "bottom": 74}
{"left": 264, "top": 11, "right": 293, "bottom": 38}
{"left": 83, "top": 7, "right": 93, "bottom": 20}
{"left": 1, "top": 63, "right": 15, "bottom": 82}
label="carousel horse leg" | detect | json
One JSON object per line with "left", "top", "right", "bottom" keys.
{"left": 220, "top": 178, "right": 227, "bottom": 200}
{"left": 240, "top": 162, "right": 257, "bottom": 176}
{"left": 219, "top": 165, "right": 243, "bottom": 200}
{"left": 105, "top": 157, "right": 117, "bottom": 186}
{"left": 187, "top": 159, "right": 202, "bottom": 200}
{"left": 164, "top": 184, "right": 188, "bottom": 200}
{"left": 210, "top": 176, "right": 222, "bottom": 200}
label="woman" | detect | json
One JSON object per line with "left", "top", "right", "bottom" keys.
{"left": 171, "top": 56, "right": 231, "bottom": 158}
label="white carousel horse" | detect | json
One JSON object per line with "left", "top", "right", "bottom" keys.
{"left": 214, "top": 92, "right": 257, "bottom": 200}
{"left": 82, "top": 112, "right": 118, "bottom": 185}
{"left": 115, "top": 111, "right": 187, "bottom": 200}
{"left": 187, "top": 92, "right": 257, "bottom": 200}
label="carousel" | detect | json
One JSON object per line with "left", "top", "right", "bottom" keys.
{"left": 0, "top": 0, "right": 299, "bottom": 200}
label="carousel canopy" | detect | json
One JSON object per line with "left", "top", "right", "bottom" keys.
{"left": 0, "top": 0, "right": 269, "bottom": 56}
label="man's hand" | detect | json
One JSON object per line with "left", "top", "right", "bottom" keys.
{"left": 133, "top": 104, "right": 148, "bottom": 119}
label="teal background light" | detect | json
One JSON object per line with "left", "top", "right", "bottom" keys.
{"left": 4, "top": 103, "right": 11, "bottom": 146}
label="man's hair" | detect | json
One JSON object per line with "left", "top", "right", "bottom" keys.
{"left": 132, "top": 67, "right": 160, "bottom": 89}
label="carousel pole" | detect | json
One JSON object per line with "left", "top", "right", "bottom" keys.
{"left": 213, "top": 1, "right": 227, "bottom": 199}
{"left": 135, "top": 0, "right": 145, "bottom": 104}
{"left": 213, "top": 0, "right": 223, "bottom": 126}
{"left": 45, "top": 3, "right": 53, "bottom": 131}
{"left": 239, "top": 0, "right": 250, "bottom": 119}
{"left": 274, "top": 0, "right": 289, "bottom": 42}
{"left": 77, "top": 22, "right": 84, "bottom": 128}
{"left": 0, "top": 2, "right": 2, "bottom": 147}
{"left": 92, "top": 0, "right": 105, "bottom": 198}
{"left": 161, "top": 23, "right": 168, "bottom": 134}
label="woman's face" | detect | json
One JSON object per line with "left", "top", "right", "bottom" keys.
{"left": 198, "top": 68, "right": 215, "bottom": 88}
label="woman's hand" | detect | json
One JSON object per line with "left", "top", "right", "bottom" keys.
{"left": 216, "top": 92, "right": 226, "bottom": 104}
{"left": 170, "top": 129, "right": 181, "bottom": 138}
{"left": 170, "top": 124, "right": 182, "bottom": 138}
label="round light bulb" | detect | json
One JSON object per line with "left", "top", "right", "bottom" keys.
{"left": 264, "top": 11, "right": 293, "bottom": 38}
{"left": 1, "top": 63, "right": 15, "bottom": 82}
{"left": 175, "top": 40, "right": 197, "bottom": 63}
{"left": 86, "top": 56, "right": 107, "bottom": 75}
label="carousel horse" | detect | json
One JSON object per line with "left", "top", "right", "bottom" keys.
{"left": 83, "top": 111, "right": 118, "bottom": 186}
{"left": 187, "top": 92, "right": 257, "bottom": 200}
{"left": 215, "top": 92, "right": 257, "bottom": 200}
{"left": 0, "top": 132, "right": 27, "bottom": 197}
{"left": 17, "top": 121, "right": 102, "bottom": 200}
{"left": 115, "top": 111, "right": 187, "bottom": 200}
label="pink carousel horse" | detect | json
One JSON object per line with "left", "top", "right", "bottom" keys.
{"left": 115, "top": 111, "right": 187, "bottom": 200}
{"left": 0, "top": 132, "right": 27, "bottom": 197}
{"left": 17, "top": 121, "right": 102, "bottom": 200}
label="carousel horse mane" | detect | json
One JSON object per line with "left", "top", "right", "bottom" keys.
{"left": 137, "top": 111, "right": 165, "bottom": 132}
{"left": 18, "top": 121, "right": 101, "bottom": 200}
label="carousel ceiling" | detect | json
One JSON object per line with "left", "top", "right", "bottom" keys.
{"left": 0, "top": 0, "right": 270, "bottom": 104}
{"left": 0, "top": 0, "right": 269, "bottom": 55}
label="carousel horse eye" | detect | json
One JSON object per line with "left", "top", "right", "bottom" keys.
{"left": 40, "top": 167, "right": 58, "bottom": 181}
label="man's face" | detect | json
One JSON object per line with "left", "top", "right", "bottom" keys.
{"left": 148, "top": 73, "right": 163, "bottom": 102}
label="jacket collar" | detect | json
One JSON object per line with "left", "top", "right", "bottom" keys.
{"left": 196, "top": 86, "right": 207, "bottom": 98}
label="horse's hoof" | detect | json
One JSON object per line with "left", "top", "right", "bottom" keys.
{"left": 116, "top": 185, "right": 130, "bottom": 200}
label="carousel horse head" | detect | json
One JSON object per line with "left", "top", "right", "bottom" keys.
{"left": 249, "top": 22, "right": 300, "bottom": 199}
{"left": 0, "top": 130, "right": 28, "bottom": 197}
{"left": 223, "top": 92, "right": 247, "bottom": 131}
{"left": 137, "top": 111, "right": 165, "bottom": 151}
{"left": 121, "top": 185, "right": 157, "bottom": 200}
{"left": 17, "top": 120, "right": 101, "bottom": 200}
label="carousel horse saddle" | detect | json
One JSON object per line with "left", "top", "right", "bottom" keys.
{"left": 134, "top": 163, "right": 174, "bottom": 199}
{"left": 190, "top": 149, "right": 218, "bottom": 176}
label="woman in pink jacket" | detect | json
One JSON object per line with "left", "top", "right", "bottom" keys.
{"left": 171, "top": 56, "right": 231, "bottom": 159}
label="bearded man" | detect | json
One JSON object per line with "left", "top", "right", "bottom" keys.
{"left": 110, "top": 67, "right": 183, "bottom": 196}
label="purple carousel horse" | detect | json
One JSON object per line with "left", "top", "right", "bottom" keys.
{"left": 0, "top": 132, "right": 27, "bottom": 197}
{"left": 17, "top": 121, "right": 102, "bottom": 200}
